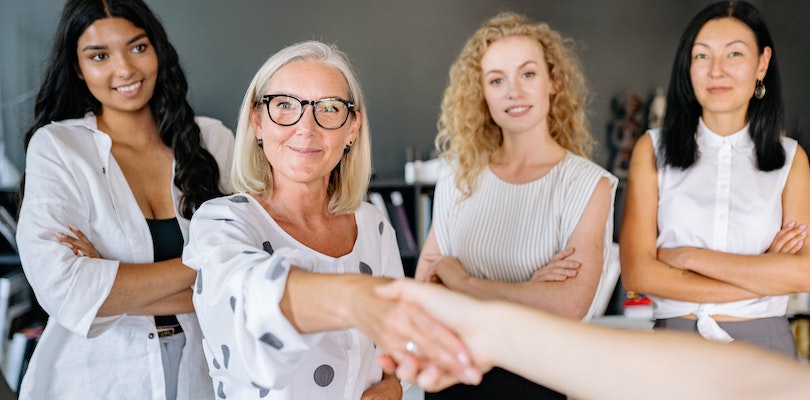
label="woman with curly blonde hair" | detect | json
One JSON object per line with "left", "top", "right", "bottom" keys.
{"left": 415, "top": 12, "right": 617, "bottom": 399}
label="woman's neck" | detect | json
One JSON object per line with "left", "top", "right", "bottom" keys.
{"left": 97, "top": 107, "right": 159, "bottom": 146}
{"left": 490, "top": 128, "right": 566, "bottom": 183}
{"left": 701, "top": 111, "right": 747, "bottom": 136}
{"left": 259, "top": 179, "right": 333, "bottom": 222}
{"left": 493, "top": 127, "right": 566, "bottom": 166}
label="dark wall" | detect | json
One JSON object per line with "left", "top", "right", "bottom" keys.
{"left": 2, "top": 0, "right": 808, "bottom": 180}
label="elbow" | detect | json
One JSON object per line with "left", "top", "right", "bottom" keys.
{"left": 619, "top": 268, "right": 644, "bottom": 294}
{"left": 618, "top": 255, "right": 659, "bottom": 295}
{"left": 794, "top": 278, "right": 810, "bottom": 294}
{"left": 567, "top": 308, "right": 589, "bottom": 321}
{"left": 620, "top": 268, "right": 659, "bottom": 296}
{"left": 781, "top": 263, "right": 810, "bottom": 294}
{"left": 560, "top": 296, "right": 594, "bottom": 321}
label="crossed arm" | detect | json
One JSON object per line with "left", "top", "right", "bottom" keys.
{"left": 56, "top": 225, "right": 197, "bottom": 316}
{"left": 620, "top": 134, "right": 810, "bottom": 302}
{"left": 415, "top": 177, "right": 613, "bottom": 320}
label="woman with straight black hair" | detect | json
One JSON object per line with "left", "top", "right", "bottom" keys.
{"left": 16, "top": 0, "right": 233, "bottom": 398}
{"left": 621, "top": 1, "right": 810, "bottom": 356}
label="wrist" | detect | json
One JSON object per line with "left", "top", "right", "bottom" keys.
{"left": 470, "top": 300, "right": 506, "bottom": 368}
{"left": 334, "top": 274, "right": 365, "bottom": 326}
{"left": 337, "top": 274, "right": 390, "bottom": 328}
{"left": 682, "top": 247, "right": 699, "bottom": 271}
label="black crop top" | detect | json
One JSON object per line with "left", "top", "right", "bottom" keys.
{"left": 146, "top": 218, "right": 183, "bottom": 327}
{"left": 146, "top": 218, "right": 183, "bottom": 263}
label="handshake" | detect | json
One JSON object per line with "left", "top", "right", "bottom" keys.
{"left": 366, "top": 279, "right": 810, "bottom": 400}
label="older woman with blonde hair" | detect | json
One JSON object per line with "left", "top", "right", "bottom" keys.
{"left": 415, "top": 12, "right": 617, "bottom": 399}
{"left": 183, "top": 41, "right": 477, "bottom": 400}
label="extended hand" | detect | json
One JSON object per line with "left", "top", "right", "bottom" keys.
{"left": 375, "top": 279, "right": 490, "bottom": 391}
{"left": 350, "top": 277, "right": 477, "bottom": 387}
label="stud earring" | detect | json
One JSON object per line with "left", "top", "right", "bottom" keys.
{"left": 343, "top": 144, "right": 351, "bottom": 154}
{"left": 257, "top": 138, "right": 263, "bottom": 148}
{"left": 754, "top": 80, "right": 766, "bottom": 99}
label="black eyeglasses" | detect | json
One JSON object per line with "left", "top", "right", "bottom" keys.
{"left": 253, "top": 94, "right": 356, "bottom": 130}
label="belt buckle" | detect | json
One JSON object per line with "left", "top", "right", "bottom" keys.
{"left": 156, "top": 327, "right": 175, "bottom": 338}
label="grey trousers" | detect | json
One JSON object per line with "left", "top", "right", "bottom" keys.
{"left": 159, "top": 332, "right": 186, "bottom": 400}
{"left": 654, "top": 316, "right": 797, "bottom": 357}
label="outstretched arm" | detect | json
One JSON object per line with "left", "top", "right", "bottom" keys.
{"left": 280, "top": 268, "right": 477, "bottom": 383}
{"left": 376, "top": 279, "right": 810, "bottom": 400}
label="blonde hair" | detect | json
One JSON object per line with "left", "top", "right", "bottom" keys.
{"left": 436, "top": 11, "right": 592, "bottom": 198}
{"left": 231, "top": 40, "right": 371, "bottom": 214}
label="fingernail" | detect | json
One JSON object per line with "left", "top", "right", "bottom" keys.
{"left": 55, "top": 232, "right": 66, "bottom": 240}
{"left": 77, "top": 250, "right": 84, "bottom": 257}
{"left": 787, "top": 221, "right": 796, "bottom": 228}
{"left": 800, "top": 224, "right": 807, "bottom": 230}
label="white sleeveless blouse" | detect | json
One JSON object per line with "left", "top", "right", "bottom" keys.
{"left": 650, "top": 118, "right": 796, "bottom": 342}
{"left": 433, "top": 153, "right": 617, "bottom": 319}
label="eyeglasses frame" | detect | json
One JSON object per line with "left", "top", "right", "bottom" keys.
{"left": 253, "top": 94, "right": 356, "bottom": 130}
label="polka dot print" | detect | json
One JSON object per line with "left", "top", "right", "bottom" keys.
{"left": 221, "top": 345, "right": 230, "bottom": 368}
{"left": 359, "top": 262, "right": 372, "bottom": 275}
{"left": 266, "top": 256, "right": 286, "bottom": 280}
{"left": 217, "top": 381, "right": 226, "bottom": 398}
{"left": 259, "top": 332, "right": 284, "bottom": 350}
{"left": 251, "top": 382, "right": 270, "bottom": 398}
{"left": 313, "top": 364, "right": 335, "bottom": 387}
{"left": 195, "top": 270, "right": 203, "bottom": 294}
{"left": 192, "top": 199, "right": 398, "bottom": 397}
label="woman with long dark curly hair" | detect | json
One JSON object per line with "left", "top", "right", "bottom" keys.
{"left": 15, "top": 0, "right": 233, "bottom": 398}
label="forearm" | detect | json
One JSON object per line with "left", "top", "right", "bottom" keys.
{"left": 450, "top": 277, "right": 594, "bottom": 320}
{"left": 673, "top": 248, "right": 810, "bottom": 295}
{"left": 621, "top": 253, "right": 759, "bottom": 303}
{"left": 129, "top": 288, "right": 194, "bottom": 315}
{"left": 98, "top": 258, "right": 196, "bottom": 316}
{"left": 281, "top": 268, "right": 388, "bottom": 333}
{"left": 488, "top": 301, "right": 810, "bottom": 400}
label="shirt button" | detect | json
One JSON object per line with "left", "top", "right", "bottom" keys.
{"left": 148, "top": 333, "right": 155, "bottom": 339}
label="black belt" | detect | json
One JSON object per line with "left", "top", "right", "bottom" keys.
{"left": 155, "top": 323, "right": 183, "bottom": 338}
